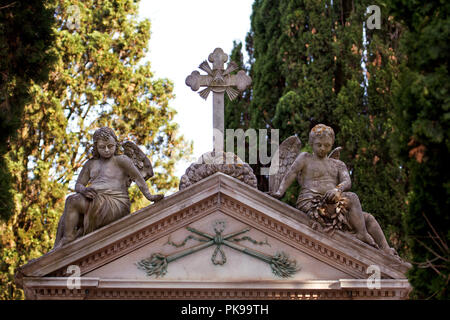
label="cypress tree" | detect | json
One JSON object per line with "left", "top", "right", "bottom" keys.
{"left": 0, "top": 0, "right": 56, "bottom": 220}
{"left": 389, "top": 0, "right": 449, "bottom": 299}
{"left": 248, "top": 0, "right": 285, "bottom": 131}
{"left": 224, "top": 41, "right": 251, "bottom": 133}
{"left": 332, "top": 1, "right": 407, "bottom": 254}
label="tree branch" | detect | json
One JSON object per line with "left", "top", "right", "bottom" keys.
{"left": 0, "top": 2, "right": 16, "bottom": 10}
{"left": 422, "top": 211, "right": 448, "bottom": 252}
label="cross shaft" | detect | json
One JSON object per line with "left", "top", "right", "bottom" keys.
{"left": 185, "top": 48, "right": 252, "bottom": 152}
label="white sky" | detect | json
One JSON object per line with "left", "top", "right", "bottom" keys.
{"left": 138, "top": 0, "right": 254, "bottom": 178}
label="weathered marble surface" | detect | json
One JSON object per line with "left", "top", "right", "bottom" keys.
{"left": 86, "top": 211, "right": 349, "bottom": 281}
{"left": 179, "top": 151, "right": 257, "bottom": 190}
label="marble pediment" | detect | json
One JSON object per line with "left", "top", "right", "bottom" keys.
{"left": 16, "top": 173, "right": 411, "bottom": 299}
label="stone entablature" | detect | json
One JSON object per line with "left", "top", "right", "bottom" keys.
{"left": 22, "top": 278, "right": 411, "bottom": 300}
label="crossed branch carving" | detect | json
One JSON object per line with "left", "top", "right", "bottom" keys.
{"left": 136, "top": 221, "right": 300, "bottom": 278}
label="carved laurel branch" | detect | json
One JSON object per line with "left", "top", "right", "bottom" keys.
{"left": 136, "top": 222, "right": 300, "bottom": 278}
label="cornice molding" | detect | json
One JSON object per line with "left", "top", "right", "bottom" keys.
{"left": 22, "top": 278, "right": 411, "bottom": 300}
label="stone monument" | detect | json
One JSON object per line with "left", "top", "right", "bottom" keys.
{"left": 15, "top": 49, "right": 411, "bottom": 300}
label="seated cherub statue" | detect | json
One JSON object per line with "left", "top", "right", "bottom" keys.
{"left": 269, "top": 124, "right": 397, "bottom": 256}
{"left": 54, "top": 127, "right": 164, "bottom": 248}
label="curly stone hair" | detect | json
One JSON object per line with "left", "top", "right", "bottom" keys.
{"left": 308, "top": 124, "right": 335, "bottom": 145}
{"left": 92, "top": 127, "right": 120, "bottom": 159}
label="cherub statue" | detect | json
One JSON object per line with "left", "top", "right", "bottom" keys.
{"left": 54, "top": 127, "right": 164, "bottom": 248}
{"left": 269, "top": 124, "right": 397, "bottom": 256}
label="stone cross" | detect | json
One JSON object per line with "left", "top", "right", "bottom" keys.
{"left": 185, "top": 48, "right": 252, "bottom": 152}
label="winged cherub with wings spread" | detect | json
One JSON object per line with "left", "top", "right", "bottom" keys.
{"left": 270, "top": 124, "right": 397, "bottom": 256}
{"left": 54, "top": 127, "right": 164, "bottom": 248}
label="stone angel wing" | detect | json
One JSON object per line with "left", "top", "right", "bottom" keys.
{"left": 268, "top": 135, "right": 302, "bottom": 193}
{"left": 122, "top": 141, "right": 154, "bottom": 187}
{"left": 328, "top": 147, "right": 343, "bottom": 159}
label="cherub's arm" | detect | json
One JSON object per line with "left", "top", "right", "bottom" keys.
{"left": 274, "top": 153, "right": 307, "bottom": 197}
{"left": 336, "top": 161, "right": 351, "bottom": 192}
{"left": 74, "top": 160, "right": 96, "bottom": 198}
{"left": 324, "top": 160, "right": 352, "bottom": 202}
{"left": 116, "top": 155, "right": 153, "bottom": 200}
{"left": 324, "top": 160, "right": 351, "bottom": 202}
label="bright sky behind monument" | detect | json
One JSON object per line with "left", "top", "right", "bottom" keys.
{"left": 139, "top": 0, "right": 254, "bottom": 178}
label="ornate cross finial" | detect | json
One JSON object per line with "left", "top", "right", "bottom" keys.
{"left": 209, "top": 48, "right": 228, "bottom": 71}
{"left": 186, "top": 48, "right": 251, "bottom": 101}
{"left": 185, "top": 48, "right": 251, "bottom": 152}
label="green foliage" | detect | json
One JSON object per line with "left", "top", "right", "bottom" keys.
{"left": 224, "top": 41, "right": 251, "bottom": 131}
{"left": 226, "top": 0, "right": 407, "bottom": 256}
{"left": 389, "top": 0, "right": 449, "bottom": 299}
{"left": 332, "top": 1, "right": 407, "bottom": 254}
{"left": 0, "top": 0, "right": 56, "bottom": 220}
{"left": 247, "top": 0, "right": 285, "bottom": 130}
{"left": 224, "top": 41, "right": 269, "bottom": 187}
{"left": 0, "top": 0, "right": 192, "bottom": 299}
{"left": 275, "top": 0, "right": 339, "bottom": 139}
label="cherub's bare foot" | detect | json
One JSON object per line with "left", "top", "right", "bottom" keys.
{"left": 149, "top": 194, "right": 164, "bottom": 202}
{"left": 266, "top": 191, "right": 282, "bottom": 199}
{"left": 382, "top": 246, "right": 399, "bottom": 257}
{"left": 311, "top": 222, "right": 319, "bottom": 230}
{"left": 54, "top": 234, "right": 76, "bottom": 249}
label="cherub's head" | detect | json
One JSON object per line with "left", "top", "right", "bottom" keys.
{"left": 309, "top": 124, "right": 335, "bottom": 158}
{"left": 92, "top": 127, "right": 120, "bottom": 159}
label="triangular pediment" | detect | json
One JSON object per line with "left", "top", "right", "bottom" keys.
{"left": 83, "top": 210, "right": 352, "bottom": 281}
{"left": 16, "top": 173, "right": 411, "bottom": 299}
